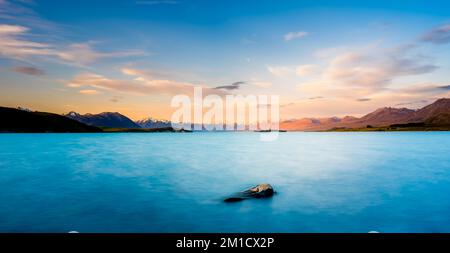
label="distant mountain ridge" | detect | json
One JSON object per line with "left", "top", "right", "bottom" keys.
{"left": 3, "top": 98, "right": 448, "bottom": 132}
{"left": 65, "top": 111, "right": 141, "bottom": 129}
{"left": 281, "top": 98, "right": 450, "bottom": 131}
{"left": 0, "top": 107, "right": 102, "bottom": 133}
{"left": 135, "top": 117, "right": 171, "bottom": 129}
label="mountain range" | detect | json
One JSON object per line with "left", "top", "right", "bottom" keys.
{"left": 64, "top": 112, "right": 172, "bottom": 129}
{"left": 0, "top": 107, "right": 180, "bottom": 133}
{"left": 64, "top": 111, "right": 173, "bottom": 129}
{"left": 1, "top": 98, "right": 449, "bottom": 132}
{"left": 135, "top": 117, "right": 171, "bottom": 129}
{"left": 65, "top": 111, "right": 141, "bottom": 129}
{"left": 0, "top": 107, "right": 102, "bottom": 133}
{"left": 64, "top": 98, "right": 450, "bottom": 131}
{"left": 280, "top": 98, "right": 450, "bottom": 131}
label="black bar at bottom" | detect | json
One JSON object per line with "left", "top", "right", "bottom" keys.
{"left": 1, "top": 233, "right": 449, "bottom": 251}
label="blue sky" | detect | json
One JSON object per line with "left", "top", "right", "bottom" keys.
{"left": 0, "top": 0, "right": 449, "bottom": 119}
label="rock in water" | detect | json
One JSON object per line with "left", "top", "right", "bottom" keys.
{"left": 224, "top": 184, "right": 274, "bottom": 202}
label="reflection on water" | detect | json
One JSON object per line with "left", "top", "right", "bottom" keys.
{"left": 0, "top": 132, "right": 449, "bottom": 232}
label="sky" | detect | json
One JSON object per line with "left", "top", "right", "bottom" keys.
{"left": 0, "top": 0, "right": 449, "bottom": 120}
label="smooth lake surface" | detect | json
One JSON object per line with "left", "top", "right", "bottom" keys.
{"left": 1, "top": 132, "right": 450, "bottom": 232}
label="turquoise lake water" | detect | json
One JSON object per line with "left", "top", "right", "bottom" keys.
{"left": 0, "top": 132, "right": 450, "bottom": 232}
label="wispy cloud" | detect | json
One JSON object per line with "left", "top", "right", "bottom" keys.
{"left": 12, "top": 65, "right": 45, "bottom": 76}
{"left": 395, "top": 100, "right": 428, "bottom": 106}
{"left": 280, "top": 102, "right": 296, "bottom": 108}
{"left": 215, "top": 81, "right": 245, "bottom": 90}
{"left": 0, "top": 24, "right": 145, "bottom": 65}
{"left": 298, "top": 44, "right": 438, "bottom": 99}
{"left": 0, "top": 0, "right": 56, "bottom": 31}
{"left": 284, "top": 31, "right": 308, "bottom": 41}
{"left": 296, "top": 64, "right": 317, "bottom": 77}
{"left": 438, "top": 84, "right": 450, "bottom": 90}
{"left": 267, "top": 65, "right": 294, "bottom": 78}
{"left": 396, "top": 83, "right": 450, "bottom": 95}
{"left": 290, "top": 26, "right": 450, "bottom": 110}
{"left": 0, "top": 24, "right": 52, "bottom": 61}
{"left": 121, "top": 68, "right": 154, "bottom": 79}
{"left": 420, "top": 24, "right": 450, "bottom": 44}
{"left": 249, "top": 80, "right": 272, "bottom": 88}
{"left": 110, "top": 95, "right": 123, "bottom": 103}
{"left": 68, "top": 73, "right": 182, "bottom": 95}
{"left": 268, "top": 64, "right": 317, "bottom": 78}
{"left": 79, "top": 89, "right": 100, "bottom": 95}
{"left": 66, "top": 69, "right": 228, "bottom": 97}
{"left": 58, "top": 43, "right": 144, "bottom": 66}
